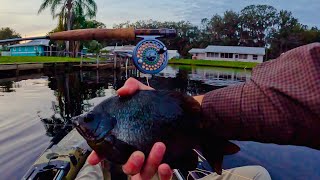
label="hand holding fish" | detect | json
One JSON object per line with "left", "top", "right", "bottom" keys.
{"left": 74, "top": 77, "right": 240, "bottom": 180}
{"left": 87, "top": 78, "right": 173, "bottom": 180}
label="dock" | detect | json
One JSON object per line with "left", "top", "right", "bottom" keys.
{"left": 77, "top": 52, "right": 135, "bottom": 70}
{"left": 0, "top": 63, "right": 44, "bottom": 76}
{"left": 0, "top": 63, "right": 44, "bottom": 71}
{"left": 0, "top": 52, "right": 136, "bottom": 77}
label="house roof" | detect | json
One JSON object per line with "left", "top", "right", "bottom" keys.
{"left": 205, "top": 45, "right": 265, "bottom": 55}
{"left": 189, "top": 48, "right": 206, "bottom": 54}
{"left": 101, "top": 45, "right": 135, "bottom": 51}
{"left": 189, "top": 46, "right": 265, "bottom": 55}
{"left": 9, "top": 39, "right": 50, "bottom": 48}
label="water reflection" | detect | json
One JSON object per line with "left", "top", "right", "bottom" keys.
{"left": 39, "top": 65, "right": 251, "bottom": 139}
{"left": 159, "top": 65, "right": 251, "bottom": 86}
{"left": 0, "top": 81, "right": 15, "bottom": 92}
{"left": 1, "top": 65, "right": 320, "bottom": 180}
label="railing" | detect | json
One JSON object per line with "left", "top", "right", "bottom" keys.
{"left": 80, "top": 53, "right": 118, "bottom": 68}
{"left": 1, "top": 51, "right": 84, "bottom": 57}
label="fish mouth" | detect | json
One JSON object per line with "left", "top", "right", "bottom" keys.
{"left": 75, "top": 125, "right": 110, "bottom": 143}
{"left": 72, "top": 116, "right": 108, "bottom": 142}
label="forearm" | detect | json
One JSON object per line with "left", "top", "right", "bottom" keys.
{"left": 199, "top": 80, "right": 320, "bottom": 149}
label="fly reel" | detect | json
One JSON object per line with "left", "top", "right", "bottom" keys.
{"left": 133, "top": 36, "right": 168, "bottom": 74}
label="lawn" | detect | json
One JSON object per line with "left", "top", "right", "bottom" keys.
{"left": 0, "top": 56, "right": 82, "bottom": 64}
{"left": 169, "top": 59, "right": 258, "bottom": 69}
{"left": 0, "top": 56, "right": 259, "bottom": 69}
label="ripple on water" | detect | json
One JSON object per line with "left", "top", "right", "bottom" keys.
{"left": 0, "top": 79, "right": 55, "bottom": 179}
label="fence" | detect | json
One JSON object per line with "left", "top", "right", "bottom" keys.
{"left": 1, "top": 50, "right": 86, "bottom": 57}
{"left": 1, "top": 51, "right": 11, "bottom": 56}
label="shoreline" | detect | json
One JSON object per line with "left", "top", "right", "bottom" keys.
{"left": 0, "top": 56, "right": 258, "bottom": 69}
{"left": 169, "top": 59, "right": 258, "bottom": 69}
{"left": 0, "top": 56, "right": 82, "bottom": 64}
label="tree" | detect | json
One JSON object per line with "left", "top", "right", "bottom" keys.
{"left": 268, "top": 10, "right": 303, "bottom": 58}
{"left": 111, "top": 20, "right": 201, "bottom": 57}
{"left": 0, "top": 27, "right": 21, "bottom": 47}
{"left": 240, "top": 5, "right": 278, "bottom": 47}
{"left": 222, "top": 11, "right": 241, "bottom": 46}
{"left": 103, "top": 5, "right": 319, "bottom": 59}
{"left": 38, "top": 0, "right": 97, "bottom": 53}
{"left": 0, "top": 27, "right": 21, "bottom": 40}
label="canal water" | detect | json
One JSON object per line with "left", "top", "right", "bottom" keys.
{"left": 0, "top": 65, "right": 319, "bottom": 180}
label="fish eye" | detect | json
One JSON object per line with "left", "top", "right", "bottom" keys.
{"left": 84, "top": 113, "right": 95, "bottom": 123}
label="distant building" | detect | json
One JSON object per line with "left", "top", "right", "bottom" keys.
{"left": 101, "top": 45, "right": 180, "bottom": 59}
{"left": 8, "top": 39, "right": 50, "bottom": 56}
{"left": 189, "top": 45, "right": 265, "bottom": 63}
{"left": 167, "top": 50, "right": 180, "bottom": 59}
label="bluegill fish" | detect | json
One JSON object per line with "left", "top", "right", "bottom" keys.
{"left": 73, "top": 90, "right": 239, "bottom": 173}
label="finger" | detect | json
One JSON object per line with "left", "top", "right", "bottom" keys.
{"left": 122, "top": 151, "right": 145, "bottom": 175}
{"left": 117, "top": 78, "right": 153, "bottom": 97}
{"left": 158, "top": 164, "right": 172, "bottom": 180}
{"left": 117, "top": 78, "right": 140, "bottom": 97}
{"left": 140, "top": 142, "right": 166, "bottom": 180}
{"left": 87, "top": 151, "right": 102, "bottom": 165}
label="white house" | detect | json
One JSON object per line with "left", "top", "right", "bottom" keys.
{"left": 189, "top": 45, "right": 265, "bottom": 63}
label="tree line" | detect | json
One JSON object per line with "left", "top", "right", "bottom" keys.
{"left": 109, "top": 5, "right": 320, "bottom": 59}
{"left": 1, "top": 4, "right": 319, "bottom": 59}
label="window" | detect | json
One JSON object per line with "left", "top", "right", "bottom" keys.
{"left": 34, "top": 46, "right": 38, "bottom": 51}
{"left": 19, "top": 47, "right": 21, "bottom": 51}
{"left": 207, "top": 52, "right": 219, "bottom": 58}
{"left": 221, "top": 53, "right": 233, "bottom": 58}
{"left": 13, "top": 48, "right": 16, "bottom": 51}
{"left": 239, "top": 54, "right": 248, "bottom": 59}
{"left": 253, "top": 55, "right": 258, "bottom": 60}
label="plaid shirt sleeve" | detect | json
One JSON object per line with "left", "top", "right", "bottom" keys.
{"left": 201, "top": 43, "right": 320, "bottom": 149}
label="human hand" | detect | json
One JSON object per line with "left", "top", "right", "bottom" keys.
{"left": 88, "top": 78, "right": 173, "bottom": 180}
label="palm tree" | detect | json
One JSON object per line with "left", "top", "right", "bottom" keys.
{"left": 38, "top": 0, "right": 97, "bottom": 53}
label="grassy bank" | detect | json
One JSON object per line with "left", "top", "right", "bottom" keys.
{"left": 169, "top": 59, "right": 258, "bottom": 69}
{"left": 0, "top": 56, "right": 82, "bottom": 64}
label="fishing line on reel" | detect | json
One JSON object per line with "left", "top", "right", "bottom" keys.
{"left": 132, "top": 36, "right": 169, "bottom": 74}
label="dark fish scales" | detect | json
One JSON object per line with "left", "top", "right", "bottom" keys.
{"left": 73, "top": 90, "right": 240, "bottom": 173}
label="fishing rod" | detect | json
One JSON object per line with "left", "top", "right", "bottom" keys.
{"left": 0, "top": 28, "right": 176, "bottom": 43}
{"left": 0, "top": 28, "right": 177, "bottom": 74}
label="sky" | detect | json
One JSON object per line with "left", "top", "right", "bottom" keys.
{"left": 0, "top": 0, "right": 319, "bottom": 37}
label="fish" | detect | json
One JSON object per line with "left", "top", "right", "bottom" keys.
{"left": 72, "top": 90, "right": 240, "bottom": 174}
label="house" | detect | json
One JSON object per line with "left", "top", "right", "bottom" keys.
{"left": 189, "top": 45, "right": 265, "bottom": 63}
{"left": 101, "top": 45, "right": 180, "bottom": 59}
{"left": 167, "top": 50, "right": 180, "bottom": 59}
{"left": 8, "top": 39, "right": 50, "bottom": 56}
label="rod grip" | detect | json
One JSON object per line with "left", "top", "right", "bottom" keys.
{"left": 49, "top": 28, "right": 136, "bottom": 41}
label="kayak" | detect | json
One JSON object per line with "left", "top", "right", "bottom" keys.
{"left": 22, "top": 128, "right": 320, "bottom": 180}
{"left": 22, "top": 129, "right": 90, "bottom": 180}
{"left": 21, "top": 128, "right": 216, "bottom": 180}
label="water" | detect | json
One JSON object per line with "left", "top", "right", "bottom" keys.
{"left": 0, "top": 65, "right": 319, "bottom": 180}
